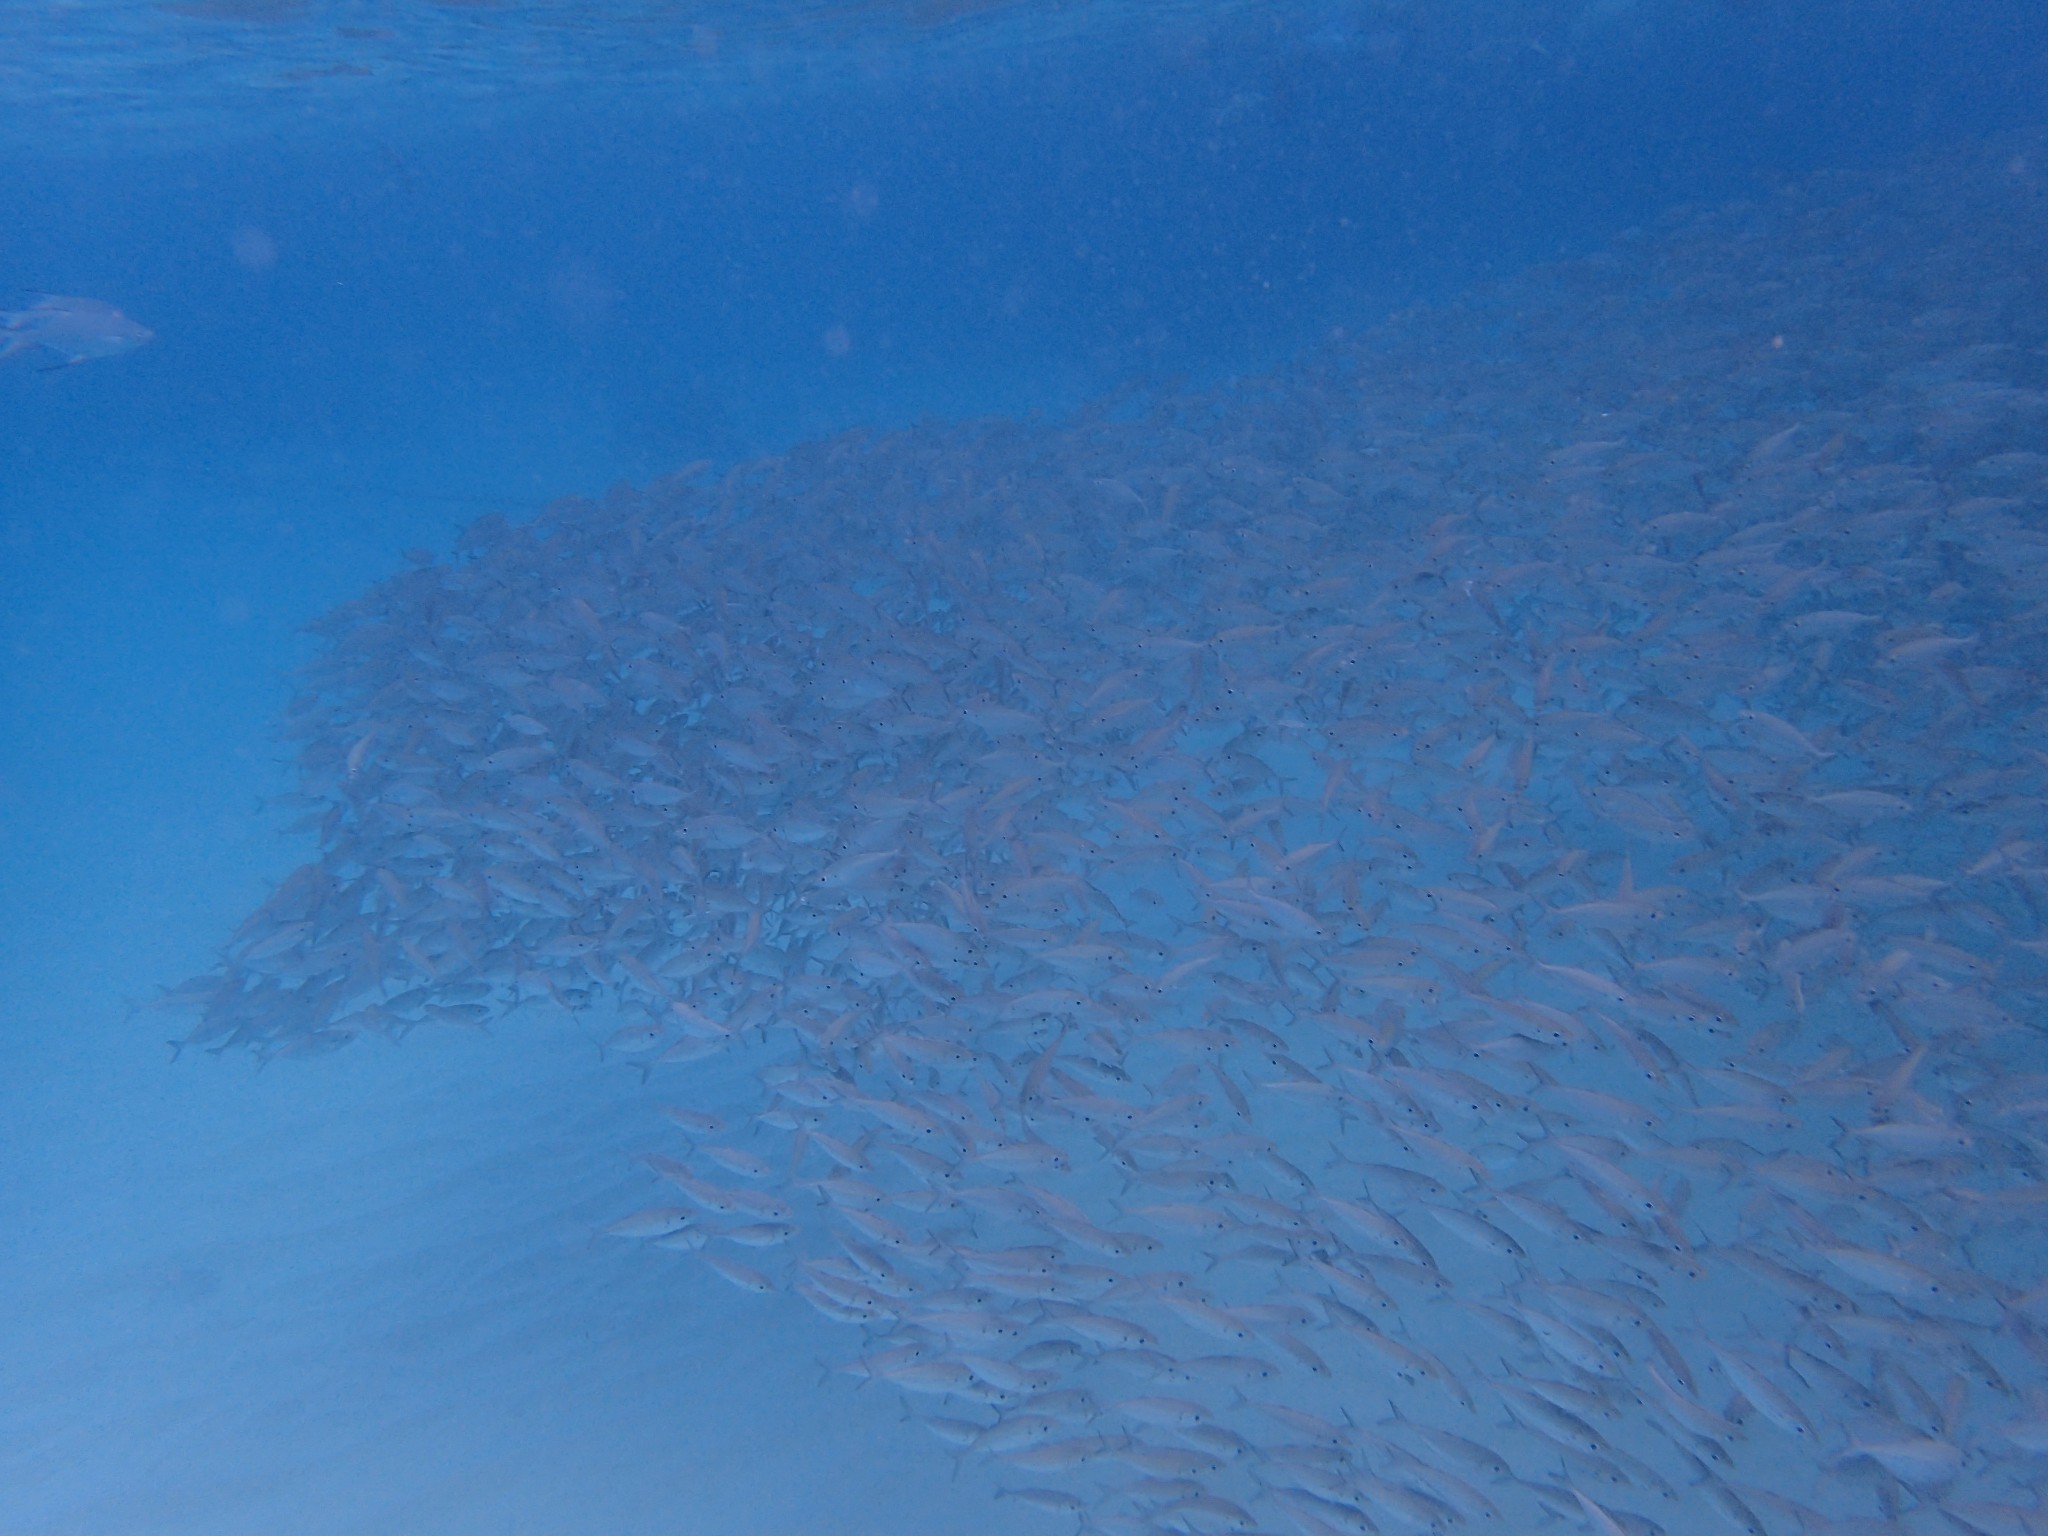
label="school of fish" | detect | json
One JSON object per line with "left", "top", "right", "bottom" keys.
{"left": 163, "top": 146, "right": 2048, "bottom": 1536}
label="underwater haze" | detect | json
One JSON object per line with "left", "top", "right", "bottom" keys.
{"left": 5, "top": 4, "right": 2048, "bottom": 1534}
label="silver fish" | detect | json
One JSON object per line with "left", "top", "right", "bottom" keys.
{"left": 0, "top": 293, "right": 154, "bottom": 367}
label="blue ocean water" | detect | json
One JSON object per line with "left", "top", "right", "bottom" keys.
{"left": 4, "top": 5, "right": 2048, "bottom": 1534}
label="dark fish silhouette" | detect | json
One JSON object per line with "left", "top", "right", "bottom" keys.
{"left": 0, "top": 294, "right": 154, "bottom": 368}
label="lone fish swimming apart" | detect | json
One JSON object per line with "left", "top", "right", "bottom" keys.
{"left": 1, "top": 294, "right": 154, "bottom": 368}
